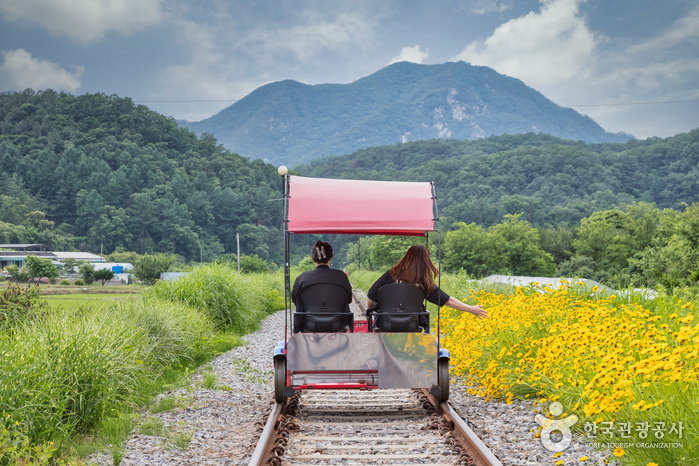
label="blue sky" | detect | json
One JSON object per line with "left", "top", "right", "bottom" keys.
{"left": 1, "top": 0, "right": 697, "bottom": 139}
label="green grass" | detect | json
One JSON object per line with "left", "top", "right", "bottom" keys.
{"left": 0, "top": 266, "right": 280, "bottom": 464}
{"left": 42, "top": 294, "right": 138, "bottom": 311}
{"left": 150, "top": 263, "right": 284, "bottom": 332}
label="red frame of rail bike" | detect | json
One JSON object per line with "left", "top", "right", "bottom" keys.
{"left": 280, "top": 175, "right": 442, "bottom": 392}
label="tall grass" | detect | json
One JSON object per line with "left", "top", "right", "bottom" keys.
{"left": 0, "top": 267, "right": 283, "bottom": 463}
{"left": 150, "top": 263, "right": 284, "bottom": 332}
{"left": 0, "top": 297, "right": 216, "bottom": 455}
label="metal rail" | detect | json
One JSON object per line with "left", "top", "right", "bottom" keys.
{"left": 248, "top": 402, "right": 283, "bottom": 466}
{"left": 248, "top": 389, "right": 502, "bottom": 466}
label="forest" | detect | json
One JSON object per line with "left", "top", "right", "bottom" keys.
{"left": 0, "top": 89, "right": 284, "bottom": 263}
{"left": 297, "top": 129, "right": 699, "bottom": 228}
{"left": 1, "top": 89, "right": 698, "bottom": 289}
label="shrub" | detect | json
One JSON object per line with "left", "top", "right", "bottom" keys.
{"left": 94, "top": 269, "right": 115, "bottom": 286}
{"left": 6, "top": 265, "right": 29, "bottom": 283}
{"left": 25, "top": 255, "right": 59, "bottom": 282}
{"left": 74, "top": 279, "right": 84, "bottom": 286}
{"left": 49, "top": 277, "right": 56, "bottom": 285}
{"left": 79, "top": 263, "right": 95, "bottom": 285}
{"left": 134, "top": 254, "right": 176, "bottom": 285}
{"left": 239, "top": 254, "right": 270, "bottom": 273}
{"left": 0, "top": 283, "right": 46, "bottom": 330}
{"left": 60, "top": 279, "right": 71, "bottom": 285}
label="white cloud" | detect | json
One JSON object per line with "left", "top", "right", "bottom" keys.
{"left": 0, "top": 0, "right": 164, "bottom": 45}
{"left": 155, "top": 6, "right": 380, "bottom": 121}
{"left": 451, "top": 0, "right": 596, "bottom": 89}
{"left": 0, "top": 49, "right": 83, "bottom": 92}
{"left": 388, "top": 45, "right": 429, "bottom": 65}
{"left": 246, "top": 11, "right": 376, "bottom": 62}
{"left": 470, "top": 0, "right": 514, "bottom": 15}
{"left": 449, "top": 0, "right": 699, "bottom": 138}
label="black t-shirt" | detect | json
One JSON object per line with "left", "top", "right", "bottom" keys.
{"left": 367, "top": 271, "right": 450, "bottom": 306}
{"left": 291, "top": 265, "right": 353, "bottom": 333}
{"left": 291, "top": 265, "right": 353, "bottom": 309}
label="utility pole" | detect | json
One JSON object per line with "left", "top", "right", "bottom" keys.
{"left": 236, "top": 233, "right": 241, "bottom": 272}
{"left": 358, "top": 236, "right": 360, "bottom": 272}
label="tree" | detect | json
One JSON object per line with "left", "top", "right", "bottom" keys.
{"left": 62, "top": 258, "right": 78, "bottom": 274}
{"left": 25, "top": 255, "right": 59, "bottom": 281}
{"left": 239, "top": 254, "right": 270, "bottom": 273}
{"left": 79, "top": 262, "right": 96, "bottom": 285}
{"left": 134, "top": 254, "right": 176, "bottom": 285}
{"left": 488, "top": 214, "right": 556, "bottom": 277}
{"left": 6, "top": 265, "right": 29, "bottom": 283}
{"left": 573, "top": 210, "right": 633, "bottom": 273}
{"left": 107, "top": 250, "right": 142, "bottom": 265}
{"left": 93, "top": 269, "right": 116, "bottom": 286}
{"left": 631, "top": 203, "right": 699, "bottom": 288}
{"left": 443, "top": 223, "right": 491, "bottom": 276}
{"left": 538, "top": 223, "right": 575, "bottom": 265}
{"left": 370, "top": 236, "right": 426, "bottom": 269}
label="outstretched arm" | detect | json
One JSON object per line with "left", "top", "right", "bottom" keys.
{"left": 445, "top": 296, "right": 488, "bottom": 319}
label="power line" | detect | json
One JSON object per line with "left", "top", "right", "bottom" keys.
{"left": 569, "top": 99, "right": 699, "bottom": 108}
{"left": 133, "top": 99, "right": 239, "bottom": 103}
{"left": 131, "top": 98, "right": 699, "bottom": 106}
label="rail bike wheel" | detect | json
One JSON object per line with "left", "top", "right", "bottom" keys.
{"left": 437, "top": 358, "right": 449, "bottom": 402}
{"left": 274, "top": 357, "right": 287, "bottom": 403}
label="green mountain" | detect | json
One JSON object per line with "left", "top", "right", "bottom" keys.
{"left": 181, "top": 61, "right": 633, "bottom": 167}
{"left": 295, "top": 130, "right": 699, "bottom": 228}
{"left": 0, "top": 90, "right": 284, "bottom": 263}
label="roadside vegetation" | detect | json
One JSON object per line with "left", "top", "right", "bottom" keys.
{"left": 441, "top": 281, "right": 698, "bottom": 466}
{"left": 0, "top": 263, "right": 283, "bottom": 465}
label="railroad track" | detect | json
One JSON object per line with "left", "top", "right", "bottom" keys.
{"left": 249, "top": 388, "right": 502, "bottom": 466}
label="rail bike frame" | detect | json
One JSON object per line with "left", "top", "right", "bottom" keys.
{"left": 273, "top": 175, "right": 450, "bottom": 401}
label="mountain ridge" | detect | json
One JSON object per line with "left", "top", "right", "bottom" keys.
{"left": 181, "top": 61, "right": 633, "bottom": 167}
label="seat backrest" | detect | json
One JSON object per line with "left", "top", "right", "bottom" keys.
{"left": 298, "top": 283, "right": 349, "bottom": 314}
{"left": 376, "top": 283, "right": 425, "bottom": 313}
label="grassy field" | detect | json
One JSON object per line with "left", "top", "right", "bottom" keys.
{"left": 0, "top": 267, "right": 284, "bottom": 465}
{"left": 42, "top": 294, "right": 139, "bottom": 310}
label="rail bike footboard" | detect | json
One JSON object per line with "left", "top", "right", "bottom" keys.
{"left": 280, "top": 332, "right": 440, "bottom": 390}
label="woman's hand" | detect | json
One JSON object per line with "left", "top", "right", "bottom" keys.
{"left": 445, "top": 296, "right": 488, "bottom": 319}
{"left": 466, "top": 304, "right": 488, "bottom": 319}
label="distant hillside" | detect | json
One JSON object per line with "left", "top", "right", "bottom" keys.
{"left": 0, "top": 90, "right": 283, "bottom": 262}
{"left": 181, "top": 61, "right": 633, "bottom": 167}
{"left": 295, "top": 130, "right": 699, "bottom": 228}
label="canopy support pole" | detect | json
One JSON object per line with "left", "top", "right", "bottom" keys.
{"left": 282, "top": 174, "right": 290, "bottom": 343}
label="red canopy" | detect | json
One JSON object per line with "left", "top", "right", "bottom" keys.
{"left": 287, "top": 176, "right": 435, "bottom": 236}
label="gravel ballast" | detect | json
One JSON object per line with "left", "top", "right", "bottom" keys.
{"left": 94, "top": 294, "right": 612, "bottom": 465}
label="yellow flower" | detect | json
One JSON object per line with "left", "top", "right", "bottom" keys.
{"left": 554, "top": 452, "right": 562, "bottom": 457}
{"left": 614, "top": 447, "right": 625, "bottom": 457}
{"left": 646, "top": 463, "right": 659, "bottom": 466}
{"left": 580, "top": 456, "right": 589, "bottom": 461}
{"left": 556, "top": 461, "right": 563, "bottom": 465}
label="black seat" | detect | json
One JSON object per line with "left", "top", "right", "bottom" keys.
{"left": 370, "top": 283, "right": 427, "bottom": 333}
{"left": 296, "top": 283, "right": 353, "bottom": 333}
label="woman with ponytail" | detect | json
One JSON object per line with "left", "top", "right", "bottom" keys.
{"left": 367, "top": 245, "right": 487, "bottom": 331}
{"left": 291, "top": 241, "right": 353, "bottom": 333}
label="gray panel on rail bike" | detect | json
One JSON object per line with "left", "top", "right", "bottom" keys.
{"left": 286, "top": 333, "right": 437, "bottom": 389}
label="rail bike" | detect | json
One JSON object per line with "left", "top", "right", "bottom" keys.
{"left": 272, "top": 172, "right": 450, "bottom": 403}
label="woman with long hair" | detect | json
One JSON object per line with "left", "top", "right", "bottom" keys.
{"left": 367, "top": 244, "right": 487, "bottom": 331}
{"left": 292, "top": 240, "right": 353, "bottom": 333}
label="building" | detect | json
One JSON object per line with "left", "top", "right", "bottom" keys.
{"left": 52, "top": 252, "right": 106, "bottom": 264}
{"left": 93, "top": 262, "right": 134, "bottom": 273}
{"left": 0, "top": 245, "right": 109, "bottom": 271}
{"left": 0, "top": 244, "right": 54, "bottom": 269}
